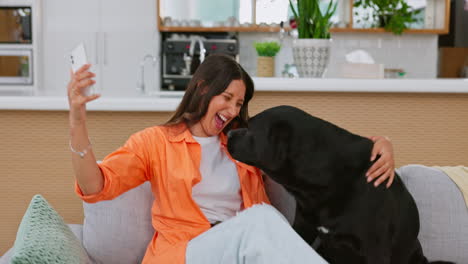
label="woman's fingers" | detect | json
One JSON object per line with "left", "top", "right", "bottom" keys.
{"left": 70, "top": 79, "right": 95, "bottom": 99}
{"left": 75, "top": 64, "right": 92, "bottom": 75}
{"left": 367, "top": 160, "right": 386, "bottom": 182}
{"left": 69, "top": 64, "right": 93, "bottom": 85}
{"left": 366, "top": 152, "right": 384, "bottom": 177}
{"left": 366, "top": 156, "right": 394, "bottom": 187}
{"left": 72, "top": 88, "right": 100, "bottom": 106}
{"left": 385, "top": 171, "right": 395, "bottom": 188}
{"left": 374, "top": 168, "right": 392, "bottom": 187}
{"left": 67, "top": 64, "right": 98, "bottom": 109}
{"left": 69, "top": 68, "right": 95, "bottom": 96}
{"left": 74, "top": 71, "right": 95, "bottom": 82}
{"left": 369, "top": 137, "right": 379, "bottom": 161}
{"left": 76, "top": 78, "right": 95, "bottom": 91}
{"left": 84, "top": 93, "right": 101, "bottom": 103}
{"left": 365, "top": 135, "right": 396, "bottom": 188}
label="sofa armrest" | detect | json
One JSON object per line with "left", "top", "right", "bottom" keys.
{"left": 68, "top": 223, "right": 84, "bottom": 243}
{"left": 398, "top": 164, "right": 468, "bottom": 263}
{"left": 264, "top": 175, "right": 296, "bottom": 225}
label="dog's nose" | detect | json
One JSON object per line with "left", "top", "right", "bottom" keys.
{"left": 227, "top": 130, "right": 234, "bottom": 139}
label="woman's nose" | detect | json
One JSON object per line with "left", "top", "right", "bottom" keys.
{"left": 228, "top": 103, "right": 239, "bottom": 116}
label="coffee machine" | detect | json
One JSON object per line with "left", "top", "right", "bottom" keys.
{"left": 161, "top": 33, "right": 239, "bottom": 91}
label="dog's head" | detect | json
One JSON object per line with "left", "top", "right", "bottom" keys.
{"left": 227, "top": 105, "right": 373, "bottom": 191}
{"left": 227, "top": 106, "right": 295, "bottom": 172}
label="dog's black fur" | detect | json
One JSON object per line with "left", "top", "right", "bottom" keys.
{"left": 227, "top": 105, "right": 453, "bottom": 264}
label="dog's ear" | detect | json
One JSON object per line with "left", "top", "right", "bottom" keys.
{"left": 267, "top": 120, "right": 291, "bottom": 163}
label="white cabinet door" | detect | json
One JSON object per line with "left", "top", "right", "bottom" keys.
{"left": 99, "top": 0, "right": 160, "bottom": 97}
{"left": 42, "top": 0, "right": 101, "bottom": 96}
{"left": 42, "top": 0, "right": 160, "bottom": 97}
{"left": 43, "top": 0, "right": 100, "bottom": 31}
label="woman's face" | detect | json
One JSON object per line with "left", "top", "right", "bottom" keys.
{"left": 190, "top": 79, "right": 246, "bottom": 137}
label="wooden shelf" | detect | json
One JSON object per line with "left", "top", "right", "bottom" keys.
{"left": 329, "top": 27, "right": 449, "bottom": 34}
{"left": 159, "top": 25, "right": 448, "bottom": 35}
{"left": 158, "top": 25, "right": 284, "bottom": 33}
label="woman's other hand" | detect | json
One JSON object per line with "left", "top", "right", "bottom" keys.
{"left": 366, "top": 136, "right": 395, "bottom": 188}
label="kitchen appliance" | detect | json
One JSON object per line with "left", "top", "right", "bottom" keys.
{"left": 0, "top": 6, "right": 32, "bottom": 43}
{"left": 161, "top": 34, "right": 239, "bottom": 91}
{"left": 0, "top": 49, "right": 33, "bottom": 84}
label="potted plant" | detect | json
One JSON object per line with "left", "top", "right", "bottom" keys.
{"left": 353, "top": 0, "right": 421, "bottom": 35}
{"left": 254, "top": 41, "right": 281, "bottom": 77}
{"left": 289, "top": 0, "right": 337, "bottom": 77}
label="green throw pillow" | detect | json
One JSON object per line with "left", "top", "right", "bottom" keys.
{"left": 11, "top": 194, "right": 89, "bottom": 264}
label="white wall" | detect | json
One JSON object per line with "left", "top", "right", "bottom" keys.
{"left": 239, "top": 32, "right": 439, "bottom": 79}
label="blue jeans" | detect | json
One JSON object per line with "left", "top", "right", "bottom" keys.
{"left": 186, "top": 203, "right": 328, "bottom": 264}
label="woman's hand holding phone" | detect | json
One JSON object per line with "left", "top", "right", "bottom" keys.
{"left": 67, "top": 64, "right": 99, "bottom": 125}
{"left": 67, "top": 42, "right": 100, "bottom": 124}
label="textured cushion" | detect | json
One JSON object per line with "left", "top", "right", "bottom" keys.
{"left": 82, "top": 182, "right": 154, "bottom": 264}
{"left": 398, "top": 164, "right": 468, "bottom": 263}
{"left": 10, "top": 194, "right": 89, "bottom": 264}
{"left": 1, "top": 224, "right": 84, "bottom": 264}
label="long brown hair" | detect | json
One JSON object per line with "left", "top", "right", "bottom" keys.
{"left": 165, "top": 54, "right": 254, "bottom": 134}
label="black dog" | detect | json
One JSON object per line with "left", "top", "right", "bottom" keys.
{"left": 227, "top": 105, "right": 452, "bottom": 264}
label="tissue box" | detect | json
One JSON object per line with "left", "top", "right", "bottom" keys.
{"left": 341, "top": 63, "right": 384, "bottom": 79}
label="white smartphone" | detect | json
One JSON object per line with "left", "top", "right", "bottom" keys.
{"left": 69, "top": 43, "right": 95, "bottom": 95}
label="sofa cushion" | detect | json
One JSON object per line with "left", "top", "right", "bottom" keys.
{"left": 1, "top": 224, "right": 85, "bottom": 264}
{"left": 10, "top": 194, "right": 89, "bottom": 264}
{"left": 263, "top": 175, "right": 296, "bottom": 225}
{"left": 398, "top": 164, "right": 468, "bottom": 263}
{"left": 82, "top": 182, "right": 154, "bottom": 264}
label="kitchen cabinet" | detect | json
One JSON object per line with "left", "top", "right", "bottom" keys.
{"left": 43, "top": 0, "right": 160, "bottom": 97}
{"left": 0, "top": 0, "right": 41, "bottom": 95}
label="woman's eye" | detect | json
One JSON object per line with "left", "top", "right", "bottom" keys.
{"left": 236, "top": 103, "right": 243, "bottom": 108}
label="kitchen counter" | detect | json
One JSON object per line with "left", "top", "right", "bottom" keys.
{"left": 1, "top": 78, "right": 467, "bottom": 111}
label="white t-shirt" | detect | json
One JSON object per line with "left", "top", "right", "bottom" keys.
{"left": 192, "top": 135, "right": 242, "bottom": 224}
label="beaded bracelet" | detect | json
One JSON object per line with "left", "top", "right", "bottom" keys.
{"left": 69, "top": 140, "right": 92, "bottom": 158}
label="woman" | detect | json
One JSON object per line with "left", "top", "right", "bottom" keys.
{"left": 68, "top": 54, "right": 395, "bottom": 264}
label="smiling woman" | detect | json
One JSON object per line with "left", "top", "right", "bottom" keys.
{"left": 165, "top": 54, "right": 254, "bottom": 135}
{"left": 187, "top": 80, "right": 246, "bottom": 136}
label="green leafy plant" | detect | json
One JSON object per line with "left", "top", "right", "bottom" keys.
{"left": 254, "top": 41, "right": 281, "bottom": 57}
{"left": 353, "top": 0, "right": 421, "bottom": 35}
{"left": 289, "top": 0, "right": 337, "bottom": 39}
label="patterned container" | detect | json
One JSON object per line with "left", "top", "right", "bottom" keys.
{"left": 292, "top": 38, "right": 332, "bottom": 78}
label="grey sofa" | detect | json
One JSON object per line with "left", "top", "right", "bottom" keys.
{"left": 1, "top": 164, "right": 467, "bottom": 263}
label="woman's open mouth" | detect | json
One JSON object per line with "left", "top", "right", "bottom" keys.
{"left": 215, "top": 113, "right": 228, "bottom": 130}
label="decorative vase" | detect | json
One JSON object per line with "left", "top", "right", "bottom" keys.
{"left": 257, "top": 56, "right": 275, "bottom": 77}
{"left": 292, "top": 38, "right": 332, "bottom": 78}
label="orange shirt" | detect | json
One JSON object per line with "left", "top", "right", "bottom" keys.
{"left": 75, "top": 123, "right": 270, "bottom": 264}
